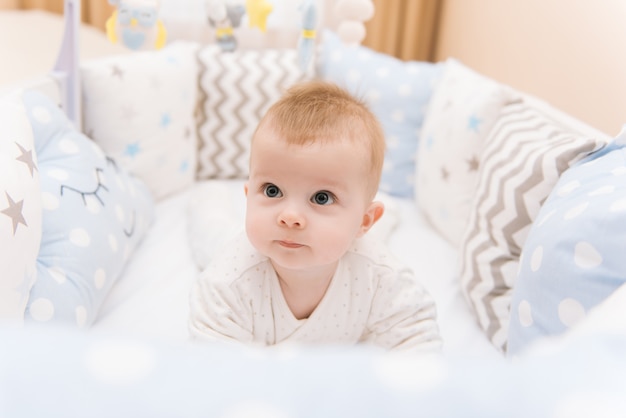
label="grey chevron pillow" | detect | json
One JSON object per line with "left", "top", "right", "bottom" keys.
{"left": 457, "top": 99, "right": 607, "bottom": 353}
{"left": 195, "top": 46, "right": 312, "bottom": 180}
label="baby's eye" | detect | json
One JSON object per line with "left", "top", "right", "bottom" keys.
{"left": 263, "top": 184, "right": 282, "bottom": 198}
{"left": 311, "top": 191, "right": 335, "bottom": 205}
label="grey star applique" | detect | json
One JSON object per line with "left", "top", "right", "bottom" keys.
{"left": 15, "top": 143, "right": 38, "bottom": 177}
{"left": 441, "top": 166, "right": 450, "bottom": 181}
{"left": 1, "top": 192, "right": 27, "bottom": 235}
{"left": 120, "top": 103, "right": 138, "bottom": 122}
{"left": 467, "top": 155, "right": 479, "bottom": 172}
{"left": 111, "top": 65, "right": 124, "bottom": 79}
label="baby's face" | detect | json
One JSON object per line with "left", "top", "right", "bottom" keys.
{"left": 245, "top": 126, "right": 373, "bottom": 273}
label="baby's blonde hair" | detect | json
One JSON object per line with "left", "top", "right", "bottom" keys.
{"left": 254, "top": 80, "right": 386, "bottom": 199}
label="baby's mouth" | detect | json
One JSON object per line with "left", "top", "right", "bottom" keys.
{"left": 277, "top": 240, "right": 304, "bottom": 249}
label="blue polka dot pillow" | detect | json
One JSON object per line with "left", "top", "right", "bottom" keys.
{"left": 21, "top": 89, "right": 154, "bottom": 328}
{"left": 508, "top": 131, "right": 626, "bottom": 356}
{"left": 316, "top": 29, "right": 444, "bottom": 198}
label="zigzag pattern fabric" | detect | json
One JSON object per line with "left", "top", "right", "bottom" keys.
{"left": 196, "top": 46, "right": 310, "bottom": 180}
{"left": 458, "top": 100, "right": 606, "bottom": 352}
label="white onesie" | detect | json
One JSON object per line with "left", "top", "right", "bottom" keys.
{"left": 189, "top": 232, "right": 442, "bottom": 352}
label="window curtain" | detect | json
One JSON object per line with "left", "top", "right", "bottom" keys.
{"left": 363, "top": 0, "right": 442, "bottom": 62}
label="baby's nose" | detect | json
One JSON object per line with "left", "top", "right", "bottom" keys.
{"left": 278, "top": 208, "right": 305, "bottom": 228}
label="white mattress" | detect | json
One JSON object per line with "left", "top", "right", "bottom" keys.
{"left": 92, "top": 180, "right": 500, "bottom": 359}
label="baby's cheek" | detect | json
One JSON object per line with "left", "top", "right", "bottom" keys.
{"left": 245, "top": 212, "right": 260, "bottom": 235}
{"left": 245, "top": 211, "right": 268, "bottom": 247}
{"left": 319, "top": 223, "right": 356, "bottom": 253}
{"left": 245, "top": 224, "right": 262, "bottom": 254}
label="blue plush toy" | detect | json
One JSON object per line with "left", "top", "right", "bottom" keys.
{"left": 106, "top": 0, "right": 167, "bottom": 50}
{"left": 297, "top": 0, "right": 317, "bottom": 71}
{"left": 206, "top": 0, "right": 246, "bottom": 52}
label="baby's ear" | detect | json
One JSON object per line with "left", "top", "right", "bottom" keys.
{"left": 244, "top": 182, "right": 249, "bottom": 196}
{"left": 357, "top": 201, "right": 385, "bottom": 237}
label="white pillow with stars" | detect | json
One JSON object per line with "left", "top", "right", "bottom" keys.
{"left": 0, "top": 94, "right": 42, "bottom": 323}
{"left": 317, "top": 29, "right": 444, "bottom": 198}
{"left": 415, "top": 59, "right": 519, "bottom": 247}
{"left": 81, "top": 41, "right": 199, "bottom": 201}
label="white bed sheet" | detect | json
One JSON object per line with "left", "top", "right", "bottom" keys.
{"left": 92, "top": 180, "right": 499, "bottom": 359}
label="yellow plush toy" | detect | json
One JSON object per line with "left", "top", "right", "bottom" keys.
{"left": 245, "top": 0, "right": 273, "bottom": 32}
{"left": 106, "top": 0, "right": 167, "bottom": 50}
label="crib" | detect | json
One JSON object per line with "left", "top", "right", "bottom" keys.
{"left": 1, "top": 1, "right": 626, "bottom": 416}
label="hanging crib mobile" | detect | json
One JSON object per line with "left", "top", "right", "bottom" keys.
{"left": 206, "top": 0, "right": 246, "bottom": 52}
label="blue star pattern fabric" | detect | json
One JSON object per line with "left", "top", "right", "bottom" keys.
{"left": 414, "top": 59, "right": 518, "bottom": 247}
{"left": 508, "top": 131, "right": 626, "bottom": 356}
{"left": 22, "top": 90, "right": 154, "bottom": 328}
{"left": 317, "top": 29, "right": 443, "bottom": 198}
{"left": 81, "top": 41, "right": 199, "bottom": 200}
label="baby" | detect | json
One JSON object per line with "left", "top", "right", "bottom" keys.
{"left": 189, "top": 80, "right": 441, "bottom": 352}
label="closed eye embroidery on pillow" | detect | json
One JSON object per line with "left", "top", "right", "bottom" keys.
{"left": 58, "top": 157, "right": 138, "bottom": 238}
{"left": 60, "top": 167, "right": 108, "bottom": 205}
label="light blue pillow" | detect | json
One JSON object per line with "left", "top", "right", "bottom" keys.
{"left": 508, "top": 132, "right": 626, "bottom": 356}
{"left": 22, "top": 90, "right": 154, "bottom": 328}
{"left": 316, "top": 29, "right": 443, "bottom": 198}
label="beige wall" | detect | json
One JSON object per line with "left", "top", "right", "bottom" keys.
{"left": 0, "top": 0, "right": 20, "bottom": 8}
{"left": 0, "top": 0, "right": 114, "bottom": 29}
{"left": 435, "top": 0, "right": 626, "bottom": 136}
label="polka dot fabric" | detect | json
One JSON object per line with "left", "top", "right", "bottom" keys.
{"left": 508, "top": 132, "right": 626, "bottom": 356}
{"left": 317, "top": 29, "right": 443, "bottom": 198}
{"left": 21, "top": 90, "right": 154, "bottom": 327}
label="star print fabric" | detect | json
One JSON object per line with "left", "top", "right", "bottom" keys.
{"left": 81, "top": 41, "right": 199, "bottom": 200}
{"left": 415, "top": 59, "right": 519, "bottom": 247}
{"left": 0, "top": 95, "right": 42, "bottom": 323}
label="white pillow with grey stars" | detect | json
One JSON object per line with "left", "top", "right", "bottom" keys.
{"left": 0, "top": 93, "right": 42, "bottom": 323}
{"left": 415, "top": 59, "right": 519, "bottom": 247}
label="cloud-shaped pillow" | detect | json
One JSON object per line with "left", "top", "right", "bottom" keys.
{"left": 21, "top": 90, "right": 154, "bottom": 327}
